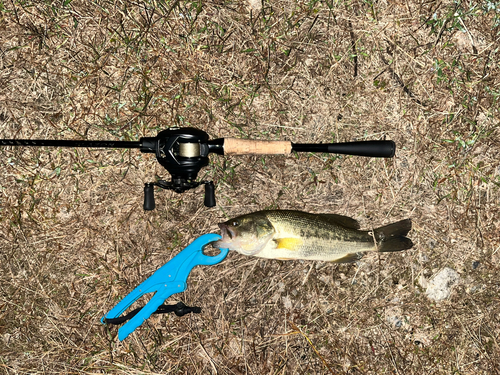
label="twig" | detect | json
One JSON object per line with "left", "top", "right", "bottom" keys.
{"left": 198, "top": 342, "right": 218, "bottom": 374}
{"left": 457, "top": 16, "right": 478, "bottom": 55}
{"left": 289, "top": 322, "right": 337, "bottom": 375}
{"left": 380, "top": 51, "right": 424, "bottom": 106}
{"left": 347, "top": 19, "right": 358, "bottom": 78}
{"left": 301, "top": 263, "right": 314, "bottom": 286}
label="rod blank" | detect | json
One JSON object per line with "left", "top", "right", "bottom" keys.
{"left": 1, "top": 137, "right": 396, "bottom": 158}
{"left": 0, "top": 139, "right": 142, "bottom": 149}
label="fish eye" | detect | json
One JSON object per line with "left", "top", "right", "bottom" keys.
{"left": 232, "top": 220, "right": 240, "bottom": 227}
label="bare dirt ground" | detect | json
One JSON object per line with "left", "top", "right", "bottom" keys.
{"left": 1, "top": 1, "right": 499, "bottom": 374}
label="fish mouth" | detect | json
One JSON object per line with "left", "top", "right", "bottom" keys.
{"left": 218, "top": 223, "right": 235, "bottom": 240}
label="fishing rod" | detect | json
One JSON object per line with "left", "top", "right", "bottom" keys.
{"left": 0, "top": 127, "right": 396, "bottom": 210}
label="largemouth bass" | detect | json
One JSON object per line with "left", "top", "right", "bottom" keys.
{"left": 214, "top": 210, "right": 413, "bottom": 262}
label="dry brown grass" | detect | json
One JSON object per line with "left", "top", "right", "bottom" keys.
{"left": 1, "top": 0, "right": 499, "bottom": 374}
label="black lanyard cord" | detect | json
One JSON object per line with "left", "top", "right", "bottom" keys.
{"left": 103, "top": 302, "right": 201, "bottom": 325}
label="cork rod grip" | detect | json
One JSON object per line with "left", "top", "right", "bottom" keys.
{"left": 223, "top": 138, "right": 292, "bottom": 155}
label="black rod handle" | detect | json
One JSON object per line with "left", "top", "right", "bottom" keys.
{"left": 292, "top": 140, "right": 396, "bottom": 158}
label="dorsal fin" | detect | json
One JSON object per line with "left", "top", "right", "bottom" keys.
{"left": 319, "top": 214, "right": 360, "bottom": 230}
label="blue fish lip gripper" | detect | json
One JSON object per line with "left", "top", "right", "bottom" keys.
{"left": 101, "top": 233, "right": 228, "bottom": 341}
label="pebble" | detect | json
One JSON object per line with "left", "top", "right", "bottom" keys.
{"left": 425, "top": 267, "right": 460, "bottom": 301}
{"left": 387, "top": 316, "right": 403, "bottom": 328}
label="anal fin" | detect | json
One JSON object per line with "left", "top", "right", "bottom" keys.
{"left": 331, "top": 252, "right": 364, "bottom": 263}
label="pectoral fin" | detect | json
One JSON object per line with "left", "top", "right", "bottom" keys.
{"left": 274, "top": 238, "right": 303, "bottom": 251}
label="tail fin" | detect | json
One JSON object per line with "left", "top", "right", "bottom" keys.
{"left": 374, "top": 219, "right": 413, "bottom": 253}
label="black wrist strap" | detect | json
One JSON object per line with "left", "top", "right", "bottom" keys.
{"left": 103, "top": 302, "right": 201, "bottom": 325}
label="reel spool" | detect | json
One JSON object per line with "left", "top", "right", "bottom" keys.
{"left": 140, "top": 127, "right": 216, "bottom": 210}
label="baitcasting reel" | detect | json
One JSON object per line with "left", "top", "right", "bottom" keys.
{"left": 1, "top": 127, "right": 396, "bottom": 210}
{"left": 140, "top": 127, "right": 222, "bottom": 210}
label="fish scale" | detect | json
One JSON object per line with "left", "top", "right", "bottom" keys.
{"left": 263, "top": 211, "right": 376, "bottom": 260}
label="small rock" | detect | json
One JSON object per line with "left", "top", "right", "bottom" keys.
{"left": 319, "top": 275, "right": 330, "bottom": 284}
{"left": 3, "top": 333, "right": 11, "bottom": 345}
{"left": 425, "top": 267, "right": 460, "bottom": 301}
{"left": 418, "top": 275, "right": 428, "bottom": 289}
{"left": 472, "top": 261, "right": 480, "bottom": 270}
{"left": 247, "top": 0, "right": 262, "bottom": 11}
{"left": 278, "top": 282, "right": 285, "bottom": 293}
{"left": 467, "top": 285, "right": 482, "bottom": 294}
{"left": 387, "top": 316, "right": 403, "bottom": 328}
{"left": 419, "top": 253, "right": 429, "bottom": 263}
{"left": 315, "top": 262, "right": 326, "bottom": 270}
{"left": 426, "top": 239, "right": 437, "bottom": 249}
{"left": 282, "top": 296, "right": 292, "bottom": 309}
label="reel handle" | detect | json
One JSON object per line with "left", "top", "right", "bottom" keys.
{"left": 203, "top": 181, "right": 216, "bottom": 207}
{"left": 143, "top": 183, "right": 156, "bottom": 211}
